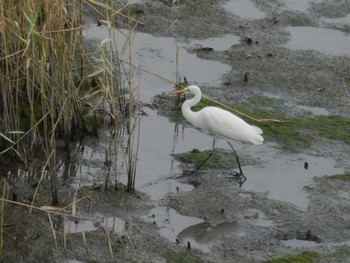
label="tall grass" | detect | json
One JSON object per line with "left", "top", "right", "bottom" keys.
{"left": 0, "top": 0, "right": 143, "bottom": 202}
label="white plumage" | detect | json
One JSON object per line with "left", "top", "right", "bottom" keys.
{"left": 173, "top": 85, "right": 264, "bottom": 144}
{"left": 171, "top": 85, "right": 264, "bottom": 186}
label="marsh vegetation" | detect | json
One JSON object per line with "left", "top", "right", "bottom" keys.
{"left": 1, "top": 0, "right": 350, "bottom": 262}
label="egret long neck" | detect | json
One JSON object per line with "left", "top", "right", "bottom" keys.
{"left": 181, "top": 92, "right": 201, "bottom": 124}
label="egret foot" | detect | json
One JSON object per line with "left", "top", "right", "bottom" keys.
{"left": 182, "top": 169, "right": 196, "bottom": 176}
{"left": 175, "top": 168, "right": 198, "bottom": 178}
{"left": 224, "top": 171, "right": 246, "bottom": 187}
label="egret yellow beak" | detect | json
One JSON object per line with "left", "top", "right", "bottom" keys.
{"left": 171, "top": 88, "right": 188, "bottom": 95}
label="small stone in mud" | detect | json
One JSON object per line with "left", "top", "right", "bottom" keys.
{"left": 244, "top": 72, "right": 249, "bottom": 82}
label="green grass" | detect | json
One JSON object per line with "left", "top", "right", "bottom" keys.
{"left": 327, "top": 173, "right": 350, "bottom": 181}
{"left": 265, "top": 251, "right": 319, "bottom": 263}
{"left": 163, "top": 250, "right": 205, "bottom": 263}
{"left": 328, "top": 245, "right": 350, "bottom": 259}
{"left": 345, "top": 76, "right": 350, "bottom": 85}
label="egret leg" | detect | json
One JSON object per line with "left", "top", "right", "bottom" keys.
{"left": 191, "top": 137, "right": 216, "bottom": 174}
{"left": 227, "top": 141, "right": 246, "bottom": 187}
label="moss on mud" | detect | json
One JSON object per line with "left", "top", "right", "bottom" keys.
{"left": 163, "top": 249, "right": 204, "bottom": 263}
{"left": 328, "top": 245, "right": 350, "bottom": 259}
{"left": 327, "top": 173, "right": 350, "bottom": 181}
{"left": 265, "top": 251, "right": 319, "bottom": 263}
{"left": 173, "top": 148, "right": 239, "bottom": 170}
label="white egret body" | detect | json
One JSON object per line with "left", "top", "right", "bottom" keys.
{"left": 171, "top": 85, "right": 264, "bottom": 186}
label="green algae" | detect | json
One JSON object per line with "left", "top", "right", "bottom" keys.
{"left": 327, "top": 173, "right": 350, "bottom": 181}
{"left": 172, "top": 148, "right": 252, "bottom": 170}
{"left": 328, "top": 245, "right": 350, "bottom": 259}
{"left": 163, "top": 249, "right": 205, "bottom": 263}
{"left": 264, "top": 251, "right": 319, "bottom": 263}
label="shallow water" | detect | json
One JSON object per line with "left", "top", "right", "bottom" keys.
{"left": 242, "top": 149, "right": 344, "bottom": 210}
{"left": 282, "top": 239, "right": 318, "bottom": 249}
{"left": 143, "top": 206, "right": 241, "bottom": 252}
{"left": 280, "top": 0, "right": 323, "bottom": 13}
{"left": 224, "top": 0, "right": 266, "bottom": 19}
{"left": 284, "top": 26, "right": 350, "bottom": 56}
{"left": 7, "top": 13, "right": 343, "bottom": 254}
{"left": 323, "top": 14, "right": 350, "bottom": 26}
{"left": 66, "top": 216, "right": 125, "bottom": 234}
{"left": 83, "top": 25, "right": 232, "bottom": 101}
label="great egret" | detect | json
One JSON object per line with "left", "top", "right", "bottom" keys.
{"left": 171, "top": 85, "right": 264, "bottom": 186}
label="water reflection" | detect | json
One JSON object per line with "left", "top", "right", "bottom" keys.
{"left": 177, "top": 221, "right": 239, "bottom": 252}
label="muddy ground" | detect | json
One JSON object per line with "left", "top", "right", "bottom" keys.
{"left": 2, "top": 0, "right": 350, "bottom": 262}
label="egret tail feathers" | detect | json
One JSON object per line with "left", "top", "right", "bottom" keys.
{"left": 249, "top": 125, "right": 264, "bottom": 144}
{"left": 250, "top": 134, "right": 264, "bottom": 145}
{"left": 251, "top": 125, "right": 263, "bottom": 134}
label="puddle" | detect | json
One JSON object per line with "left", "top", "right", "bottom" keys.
{"left": 177, "top": 221, "right": 239, "bottom": 252}
{"left": 280, "top": 0, "right": 324, "bottom": 12}
{"left": 322, "top": 14, "right": 350, "bottom": 26}
{"left": 282, "top": 239, "right": 318, "bottom": 249}
{"left": 243, "top": 151, "right": 344, "bottom": 210}
{"left": 284, "top": 26, "right": 350, "bottom": 56}
{"left": 224, "top": 0, "right": 266, "bottom": 19}
{"left": 143, "top": 206, "right": 240, "bottom": 252}
{"left": 143, "top": 206, "right": 203, "bottom": 242}
{"left": 84, "top": 24, "right": 231, "bottom": 101}
{"left": 66, "top": 216, "right": 125, "bottom": 234}
{"left": 139, "top": 178, "right": 194, "bottom": 201}
{"left": 281, "top": 0, "right": 311, "bottom": 12}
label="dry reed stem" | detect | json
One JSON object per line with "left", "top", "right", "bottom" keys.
{"left": 201, "top": 95, "right": 283, "bottom": 123}
{"left": 47, "top": 211, "right": 59, "bottom": 250}
{"left": 30, "top": 149, "right": 55, "bottom": 212}
{"left": 0, "top": 197, "right": 94, "bottom": 220}
{"left": 101, "top": 226, "right": 114, "bottom": 259}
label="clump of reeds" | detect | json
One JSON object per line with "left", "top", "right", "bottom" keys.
{"left": 0, "top": 0, "right": 143, "bottom": 202}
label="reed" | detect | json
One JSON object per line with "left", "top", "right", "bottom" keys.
{"left": 0, "top": 0, "right": 144, "bottom": 200}
{"left": 0, "top": 0, "right": 146, "bottom": 260}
